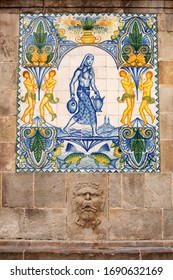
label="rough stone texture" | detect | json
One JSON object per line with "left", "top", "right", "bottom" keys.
{"left": 0, "top": 36, "right": 19, "bottom": 62}
{"left": 163, "top": 209, "right": 173, "bottom": 239}
{"left": 0, "top": 208, "right": 24, "bottom": 239}
{"left": 0, "top": 0, "right": 43, "bottom": 8}
{"left": 67, "top": 174, "right": 108, "bottom": 240}
{"left": 141, "top": 249, "right": 173, "bottom": 260}
{"left": 34, "top": 173, "right": 66, "bottom": 208}
{"left": 0, "top": 143, "right": 15, "bottom": 172}
{"left": 2, "top": 173, "right": 33, "bottom": 208}
{"left": 158, "top": 13, "right": 173, "bottom": 31}
{"left": 0, "top": 63, "right": 18, "bottom": 90}
{"left": 0, "top": 89, "right": 17, "bottom": 116}
{"left": 109, "top": 209, "right": 162, "bottom": 240}
{"left": 24, "top": 209, "right": 67, "bottom": 240}
{"left": 160, "top": 140, "right": 173, "bottom": 172}
{"left": 0, "top": 13, "right": 19, "bottom": 36}
{"left": 160, "top": 113, "right": 173, "bottom": 140}
{"left": 108, "top": 174, "right": 122, "bottom": 208}
{"left": 159, "top": 86, "right": 173, "bottom": 113}
{"left": 0, "top": 117, "right": 16, "bottom": 143}
{"left": 158, "top": 32, "right": 173, "bottom": 61}
{"left": 122, "top": 174, "right": 145, "bottom": 209}
{"left": 0, "top": 173, "right": 2, "bottom": 208}
{"left": 159, "top": 61, "right": 173, "bottom": 85}
{"left": 144, "top": 173, "right": 172, "bottom": 208}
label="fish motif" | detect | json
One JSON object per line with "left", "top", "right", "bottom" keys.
{"left": 64, "top": 153, "right": 86, "bottom": 167}
{"left": 90, "top": 152, "right": 117, "bottom": 168}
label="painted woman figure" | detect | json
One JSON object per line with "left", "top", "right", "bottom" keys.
{"left": 40, "top": 70, "right": 59, "bottom": 122}
{"left": 21, "top": 70, "right": 37, "bottom": 124}
{"left": 64, "top": 53, "right": 100, "bottom": 136}
{"left": 117, "top": 70, "right": 135, "bottom": 126}
{"left": 138, "top": 71, "right": 155, "bottom": 125}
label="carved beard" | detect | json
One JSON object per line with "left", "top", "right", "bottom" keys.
{"left": 75, "top": 200, "right": 102, "bottom": 229}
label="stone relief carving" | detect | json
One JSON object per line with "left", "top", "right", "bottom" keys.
{"left": 72, "top": 182, "right": 105, "bottom": 229}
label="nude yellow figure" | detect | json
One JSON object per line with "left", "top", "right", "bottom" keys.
{"left": 40, "top": 70, "right": 59, "bottom": 122}
{"left": 21, "top": 70, "right": 37, "bottom": 124}
{"left": 117, "top": 70, "right": 135, "bottom": 126}
{"left": 138, "top": 71, "right": 155, "bottom": 125}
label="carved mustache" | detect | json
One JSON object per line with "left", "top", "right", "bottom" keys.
{"left": 81, "top": 202, "right": 97, "bottom": 212}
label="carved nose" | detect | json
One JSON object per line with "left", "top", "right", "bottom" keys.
{"left": 86, "top": 193, "right": 91, "bottom": 200}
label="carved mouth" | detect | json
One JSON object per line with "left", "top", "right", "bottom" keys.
{"left": 81, "top": 205, "right": 97, "bottom": 212}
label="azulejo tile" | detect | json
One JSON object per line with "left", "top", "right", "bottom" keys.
{"left": 16, "top": 13, "right": 159, "bottom": 173}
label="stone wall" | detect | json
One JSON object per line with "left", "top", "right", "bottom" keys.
{"left": 0, "top": 0, "right": 173, "bottom": 258}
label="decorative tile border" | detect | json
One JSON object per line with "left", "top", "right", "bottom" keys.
{"left": 16, "top": 13, "right": 160, "bottom": 173}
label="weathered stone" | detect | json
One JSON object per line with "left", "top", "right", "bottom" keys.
{"left": 108, "top": 174, "right": 122, "bottom": 208}
{"left": 34, "top": 173, "right": 66, "bottom": 208}
{"left": 0, "top": 173, "right": 2, "bottom": 208}
{"left": 160, "top": 113, "right": 173, "bottom": 140}
{"left": 0, "top": 0, "right": 43, "bottom": 7}
{"left": 0, "top": 117, "right": 16, "bottom": 143}
{"left": 160, "top": 140, "right": 173, "bottom": 172}
{"left": 67, "top": 174, "right": 108, "bottom": 240}
{"left": 122, "top": 0, "right": 164, "bottom": 8}
{"left": 122, "top": 174, "right": 145, "bottom": 209}
{"left": 158, "top": 31, "right": 173, "bottom": 61}
{"left": 0, "top": 143, "right": 15, "bottom": 172}
{"left": 0, "top": 13, "right": 19, "bottom": 37}
{"left": 0, "top": 252, "right": 23, "bottom": 260}
{"left": 141, "top": 248, "right": 173, "bottom": 260}
{"left": 163, "top": 209, "right": 173, "bottom": 239}
{"left": 158, "top": 13, "right": 173, "bottom": 31}
{"left": 83, "top": 7, "right": 124, "bottom": 13}
{"left": 44, "top": 0, "right": 83, "bottom": 7}
{"left": 0, "top": 36, "right": 19, "bottom": 62}
{"left": 2, "top": 173, "right": 33, "bottom": 208}
{"left": 124, "top": 7, "right": 164, "bottom": 13}
{"left": 0, "top": 208, "right": 24, "bottom": 239}
{"left": 24, "top": 248, "right": 139, "bottom": 260}
{"left": 0, "top": 89, "right": 16, "bottom": 116}
{"left": 144, "top": 173, "right": 172, "bottom": 209}
{"left": 165, "top": 1, "right": 173, "bottom": 8}
{"left": 0, "top": 63, "right": 18, "bottom": 90}
{"left": 109, "top": 209, "right": 162, "bottom": 239}
{"left": 159, "top": 61, "right": 173, "bottom": 85}
{"left": 24, "top": 209, "right": 67, "bottom": 240}
{"left": 159, "top": 86, "right": 173, "bottom": 113}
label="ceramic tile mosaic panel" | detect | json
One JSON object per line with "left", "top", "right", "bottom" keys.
{"left": 16, "top": 13, "right": 159, "bottom": 173}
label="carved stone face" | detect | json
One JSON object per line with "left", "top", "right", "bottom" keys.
{"left": 73, "top": 182, "right": 104, "bottom": 229}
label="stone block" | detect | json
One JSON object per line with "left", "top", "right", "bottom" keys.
{"left": 67, "top": 174, "right": 108, "bottom": 240}
{"left": 165, "top": 1, "right": 173, "bottom": 8}
{"left": 123, "top": 0, "right": 164, "bottom": 8}
{"left": 108, "top": 174, "right": 122, "bottom": 208}
{"left": 109, "top": 208, "right": 162, "bottom": 240}
{"left": 44, "top": 0, "right": 83, "bottom": 7}
{"left": 83, "top": 7, "right": 124, "bottom": 13}
{"left": 122, "top": 174, "right": 145, "bottom": 209}
{"left": 144, "top": 173, "right": 172, "bottom": 208}
{"left": 159, "top": 86, "right": 173, "bottom": 113}
{"left": 158, "top": 13, "right": 173, "bottom": 31}
{"left": 160, "top": 140, "right": 173, "bottom": 172}
{"left": 160, "top": 113, "right": 173, "bottom": 140}
{"left": 2, "top": 173, "right": 33, "bottom": 208}
{"left": 0, "top": 117, "right": 16, "bottom": 143}
{"left": 0, "top": 173, "right": 1, "bottom": 207}
{"left": 158, "top": 31, "right": 173, "bottom": 61}
{"left": 24, "top": 209, "right": 67, "bottom": 240}
{"left": 0, "top": 63, "right": 18, "bottom": 90}
{"left": 124, "top": 7, "right": 164, "bottom": 13}
{"left": 141, "top": 248, "right": 173, "bottom": 260}
{"left": 0, "top": 13, "right": 19, "bottom": 37}
{"left": 0, "top": 251, "right": 23, "bottom": 260}
{"left": 34, "top": 173, "right": 66, "bottom": 208}
{"left": 0, "top": 0, "right": 43, "bottom": 7}
{"left": 0, "top": 208, "right": 24, "bottom": 239}
{"left": 0, "top": 143, "right": 15, "bottom": 172}
{"left": 24, "top": 248, "right": 139, "bottom": 260}
{"left": 0, "top": 36, "right": 19, "bottom": 62}
{"left": 163, "top": 209, "right": 173, "bottom": 239}
{"left": 159, "top": 61, "right": 173, "bottom": 85}
{"left": 0, "top": 89, "right": 16, "bottom": 116}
